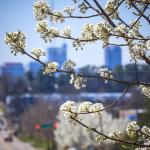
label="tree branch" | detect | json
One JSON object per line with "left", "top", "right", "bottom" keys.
{"left": 67, "top": 85, "right": 129, "bottom": 115}
{"left": 140, "top": 54, "right": 150, "bottom": 65}
{"left": 48, "top": 12, "right": 101, "bottom": 19}
{"left": 23, "top": 50, "right": 150, "bottom": 87}
{"left": 70, "top": 116, "right": 150, "bottom": 147}
{"left": 93, "top": 0, "right": 116, "bottom": 27}
{"left": 129, "top": 0, "right": 150, "bottom": 25}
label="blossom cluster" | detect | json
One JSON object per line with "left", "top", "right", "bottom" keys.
{"left": 33, "top": 1, "right": 51, "bottom": 21}
{"left": 43, "top": 62, "right": 58, "bottom": 75}
{"left": 31, "top": 48, "right": 46, "bottom": 59}
{"left": 33, "top": 1, "right": 65, "bottom": 23}
{"left": 80, "top": 22, "right": 112, "bottom": 46}
{"left": 36, "top": 21, "right": 59, "bottom": 42}
{"left": 81, "top": 24, "right": 95, "bottom": 40}
{"left": 50, "top": 10, "right": 64, "bottom": 23}
{"left": 60, "top": 101, "right": 104, "bottom": 119}
{"left": 105, "top": 0, "right": 119, "bottom": 19}
{"left": 126, "top": 121, "right": 140, "bottom": 138}
{"left": 97, "top": 67, "right": 113, "bottom": 79}
{"left": 63, "top": 6, "right": 75, "bottom": 15}
{"left": 95, "top": 121, "right": 150, "bottom": 148}
{"left": 5, "top": 31, "right": 26, "bottom": 55}
{"left": 78, "top": 2, "right": 89, "bottom": 13}
{"left": 140, "top": 85, "right": 150, "bottom": 98}
{"left": 125, "top": 0, "right": 149, "bottom": 8}
{"left": 70, "top": 74, "right": 86, "bottom": 89}
{"left": 78, "top": 101, "right": 104, "bottom": 116}
{"left": 129, "top": 43, "right": 147, "bottom": 61}
{"left": 62, "top": 59, "right": 76, "bottom": 71}
{"left": 61, "top": 26, "right": 72, "bottom": 37}
{"left": 60, "top": 101, "right": 77, "bottom": 120}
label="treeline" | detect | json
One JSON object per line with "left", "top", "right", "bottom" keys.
{"left": 0, "top": 63, "right": 150, "bottom": 99}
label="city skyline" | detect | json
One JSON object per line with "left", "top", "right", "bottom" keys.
{"left": 0, "top": 0, "right": 149, "bottom": 67}
{"left": 48, "top": 43, "right": 67, "bottom": 69}
{"left": 105, "top": 46, "right": 122, "bottom": 70}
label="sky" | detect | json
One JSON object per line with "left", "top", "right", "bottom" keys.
{"left": 0, "top": 0, "right": 149, "bottom": 69}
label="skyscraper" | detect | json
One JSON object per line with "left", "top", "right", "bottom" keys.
{"left": 29, "top": 61, "right": 42, "bottom": 77}
{"left": 0, "top": 66, "right": 2, "bottom": 76}
{"left": 2, "top": 63, "right": 24, "bottom": 78}
{"left": 47, "top": 43, "right": 67, "bottom": 68}
{"left": 105, "top": 46, "right": 122, "bottom": 70}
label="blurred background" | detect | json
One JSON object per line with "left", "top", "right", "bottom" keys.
{"left": 0, "top": 0, "right": 150, "bottom": 150}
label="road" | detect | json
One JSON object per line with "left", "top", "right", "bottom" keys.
{"left": 0, "top": 131, "right": 42, "bottom": 150}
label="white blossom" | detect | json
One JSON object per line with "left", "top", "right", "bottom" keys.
{"left": 33, "top": 1, "right": 50, "bottom": 21}
{"left": 62, "top": 59, "right": 76, "bottom": 71}
{"left": 78, "top": 101, "right": 92, "bottom": 113}
{"left": 78, "top": 2, "right": 88, "bottom": 13}
{"left": 141, "top": 126, "right": 150, "bottom": 136}
{"left": 55, "top": 110, "right": 128, "bottom": 149}
{"left": 109, "top": 131, "right": 123, "bottom": 140}
{"left": 105, "top": 0, "right": 119, "bottom": 19}
{"left": 31, "top": 48, "right": 46, "bottom": 59}
{"left": 129, "top": 43, "right": 147, "bottom": 61}
{"left": 5, "top": 31, "right": 26, "bottom": 55}
{"left": 90, "top": 103, "right": 104, "bottom": 116}
{"left": 97, "top": 67, "right": 113, "bottom": 80}
{"left": 63, "top": 6, "right": 75, "bottom": 15}
{"left": 95, "top": 135, "right": 106, "bottom": 143}
{"left": 114, "top": 24, "right": 127, "bottom": 36}
{"left": 146, "top": 40, "right": 150, "bottom": 50}
{"left": 129, "top": 20, "right": 141, "bottom": 31}
{"left": 60, "top": 101, "right": 76, "bottom": 112}
{"left": 60, "top": 101, "right": 77, "bottom": 120}
{"left": 49, "top": 27, "right": 60, "bottom": 36}
{"left": 94, "top": 22, "right": 112, "bottom": 46}
{"left": 43, "top": 62, "right": 58, "bottom": 74}
{"left": 50, "top": 10, "right": 64, "bottom": 23}
{"left": 80, "top": 24, "right": 95, "bottom": 40}
{"left": 36, "top": 21, "right": 50, "bottom": 42}
{"left": 70, "top": 74, "right": 86, "bottom": 89}
{"left": 72, "top": 39, "right": 85, "bottom": 50}
{"left": 140, "top": 85, "right": 150, "bottom": 98}
{"left": 61, "top": 26, "right": 72, "bottom": 37}
{"left": 135, "top": 140, "right": 150, "bottom": 150}
{"left": 36, "top": 21, "right": 59, "bottom": 42}
{"left": 127, "top": 29, "right": 139, "bottom": 38}
{"left": 126, "top": 121, "right": 140, "bottom": 137}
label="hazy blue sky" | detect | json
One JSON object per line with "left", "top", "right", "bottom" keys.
{"left": 0, "top": 0, "right": 149, "bottom": 68}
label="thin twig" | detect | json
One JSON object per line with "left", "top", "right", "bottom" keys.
{"left": 65, "top": 85, "right": 129, "bottom": 115}
{"left": 48, "top": 12, "right": 100, "bottom": 19}
{"left": 129, "top": 0, "right": 150, "bottom": 25}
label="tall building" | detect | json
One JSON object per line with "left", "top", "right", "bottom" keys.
{"left": 0, "top": 66, "right": 2, "bottom": 76}
{"left": 29, "top": 61, "right": 42, "bottom": 77}
{"left": 105, "top": 46, "right": 122, "bottom": 70}
{"left": 2, "top": 63, "right": 24, "bottom": 78}
{"left": 47, "top": 43, "right": 67, "bottom": 68}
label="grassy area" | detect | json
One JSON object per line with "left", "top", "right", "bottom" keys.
{"left": 18, "top": 134, "right": 52, "bottom": 150}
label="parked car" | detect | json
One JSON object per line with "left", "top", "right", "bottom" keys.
{"left": 2, "top": 130, "right": 13, "bottom": 142}
{"left": 4, "top": 134, "right": 13, "bottom": 142}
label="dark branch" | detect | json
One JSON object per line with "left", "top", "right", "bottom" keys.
{"left": 71, "top": 116, "right": 150, "bottom": 147}
{"left": 93, "top": 0, "right": 116, "bottom": 27}
{"left": 67, "top": 85, "right": 129, "bottom": 115}
{"left": 23, "top": 50, "right": 150, "bottom": 87}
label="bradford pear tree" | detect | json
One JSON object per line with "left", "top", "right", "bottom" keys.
{"left": 54, "top": 110, "right": 128, "bottom": 149}
{"left": 5, "top": 0, "right": 150, "bottom": 149}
